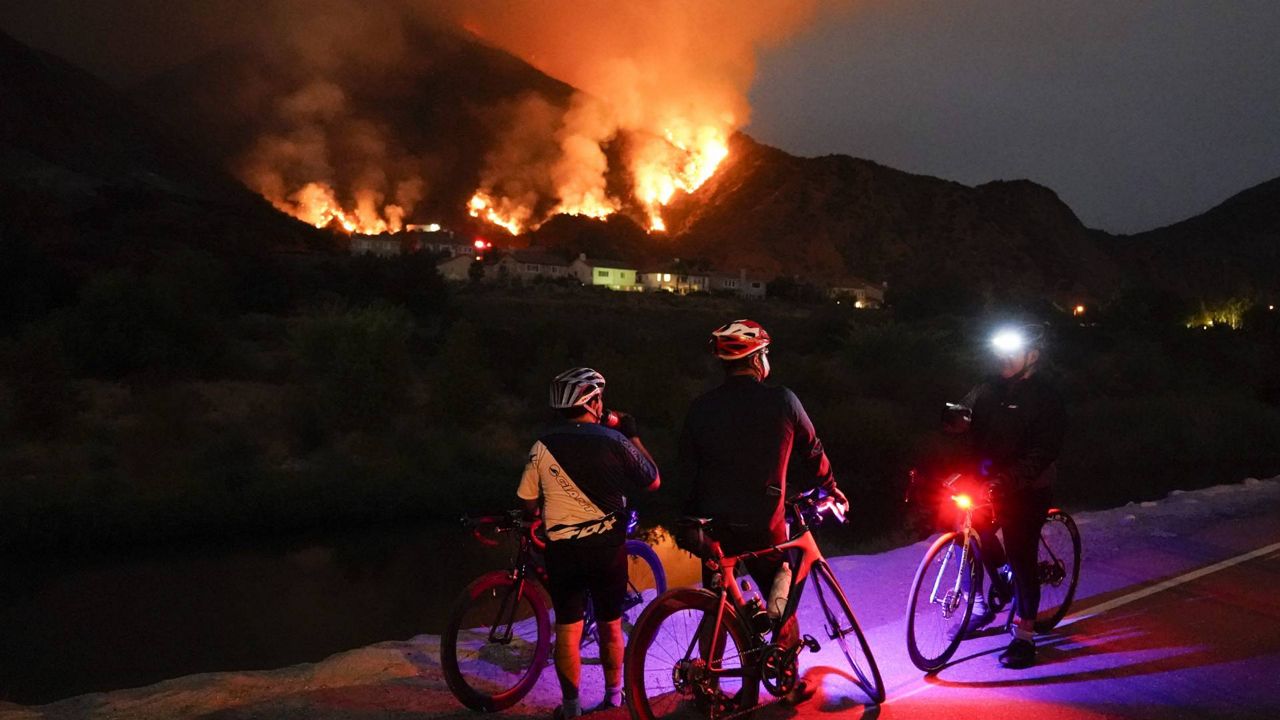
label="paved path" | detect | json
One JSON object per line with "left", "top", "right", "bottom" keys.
{"left": 3, "top": 480, "right": 1278, "bottom": 719}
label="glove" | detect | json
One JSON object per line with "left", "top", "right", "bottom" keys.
{"left": 825, "top": 484, "right": 849, "bottom": 513}
{"left": 615, "top": 412, "right": 640, "bottom": 438}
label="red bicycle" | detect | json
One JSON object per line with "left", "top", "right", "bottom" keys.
{"left": 624, "top": 490, "right": 884, "bottom": 720}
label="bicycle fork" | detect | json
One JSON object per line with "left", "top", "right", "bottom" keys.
{"left": 930, "top": 537, "right": 971, "bottom": 618}
{"left": 488, "top": 573, "right": 526, "bottom": 645}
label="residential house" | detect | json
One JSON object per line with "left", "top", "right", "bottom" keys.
{"left": 490, "top": 249, "right": 573, "bottom": 283}
{"left": 570, "top": 253, "right": 642, "bottom": 291}
{"left": 350, "top": 234, "right": 402, "bottom": 257}
{"left": 639, "top": 261, "right": 710, "bottom": 294}
{"left": 828, "top": 277, "right": 886, "bottom": 308}
{"left": 437, "top": 254, "right": 480, "bottom": 282}
{"left": 708, "top": 269, "right": 767, "bottom": 299}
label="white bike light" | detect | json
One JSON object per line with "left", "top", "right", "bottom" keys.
{"left": 991, "top": 328, "right": 1026, "bottom": 356}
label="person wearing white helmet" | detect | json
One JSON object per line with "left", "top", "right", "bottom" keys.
{"left": 942, "top": 322, "right": 1066, "bottom": 669}
{"left": 678, "top": 319, "right": 848, "bottom": 703}
{"left": 518, "top": 367, "right": 660, "bottom": 719}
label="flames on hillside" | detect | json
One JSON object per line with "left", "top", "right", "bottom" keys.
{"left": 247, "top": 1, "right": 828, "bottom": 238}
{"left": 468, "top": 128, "right": 731, "bottom": 236}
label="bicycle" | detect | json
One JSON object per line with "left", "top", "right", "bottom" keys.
{"left": 625, "top": 489, "right": 884, "bottom": 720}
{"left": 441, "top": 509, "right": 667, "bottom": 712}
{"left": 904, "top": 472, "right": 1081, "bottom": 672}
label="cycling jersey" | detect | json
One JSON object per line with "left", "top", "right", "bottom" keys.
{"left": 679, "top": 375, "right": 836, "bottom": 544}
{"left": 517, "top": 422, "right": 658, "bottom": 545}
{"left": 960, "top": 373, "right": 1066, "bottom": 492}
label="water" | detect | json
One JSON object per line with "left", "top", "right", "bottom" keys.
{"left": 0, "top": 523, "right": 699, "bottom": 704}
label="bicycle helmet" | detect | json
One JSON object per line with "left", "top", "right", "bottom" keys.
{"left": 709, "top": 319, "right": 772, "bottom": 360}
{"left": 549, "top": 367, "right": 606, "bottom": 409}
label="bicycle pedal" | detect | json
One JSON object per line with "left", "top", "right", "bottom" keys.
{"left": 801, "top": 634, "right": 821, "bottom": 653}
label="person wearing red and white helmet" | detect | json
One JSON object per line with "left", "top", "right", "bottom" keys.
{"left": 679, "top": 319, "right": 848, "bottom": 703}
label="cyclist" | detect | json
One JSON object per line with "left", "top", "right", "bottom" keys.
{"left": 942, "top": 323, "right": 1066, "bottom": 669}
{"left": 678, "top": 319, "right": 848, "bottom": 701}
{"left": 517, "top": 367, "right": 661, "bottom": 718}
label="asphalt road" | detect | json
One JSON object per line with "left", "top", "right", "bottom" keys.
{"left": 749, "top": 497, "right": 1280, "bottom": 720}
{"left": 4, "top": 482, "right": 1277, "bottom": 720}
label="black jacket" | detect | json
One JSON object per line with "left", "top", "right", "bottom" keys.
{"left": 960, "top": 373, "right": 1066, "bottom": 493}
{"left": 679, "top": 375, "right": 836, "bottom": 544}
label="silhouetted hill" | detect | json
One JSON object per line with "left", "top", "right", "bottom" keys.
{"left": 0, "top": 30, "right": 331, "bottom": 332}
{"left": 132, "top": 23, "right": 575, "bottom": 228}
{"left": 665, "top": 134, "right": 1121, "bottom": 299}
{"left": 1115, "top": 177, "right": 1280, "bottom": 298}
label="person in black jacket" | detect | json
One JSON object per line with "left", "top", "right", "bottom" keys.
{"left": 679, "top": 319, "right": 848, "bottom": 700}
{"left": 942, "top": 323, "right": 1066, "bottom": 669}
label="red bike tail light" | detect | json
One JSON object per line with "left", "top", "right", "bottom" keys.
{"left": 951, "top": 494, "right": 973, "bottom": 510}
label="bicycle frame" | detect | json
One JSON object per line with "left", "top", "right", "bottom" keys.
{"left": 689, "top": 498, "right": 831, "bottom": 677}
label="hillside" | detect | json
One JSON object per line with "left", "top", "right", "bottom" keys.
{"left": 663, "top": 134, "right": 1121, "bottom": 298}
{"left": 132, "top": 23, "right": 576, "bottom": 229}
{"left": 1115, "top": 177, "right": 1280, "bottom": 298}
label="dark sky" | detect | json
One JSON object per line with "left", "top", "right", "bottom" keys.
{"left": 748, "top": 0, "right": 1280, "bottom": 233}
{"left": 3, "top": 1, "right": 1278, "bottom": 234}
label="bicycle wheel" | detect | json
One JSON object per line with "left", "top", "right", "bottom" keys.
{"left": 623, "top": 539, "right": 668, "bottom": 632}
{"left": 626, "top": 587, "right": 759, "bottom": 720}
{"left": 1034, "top": 509, "right": 1081, "bottom": 633}
{"left": 441, "top": 571, "right": 552, "bottom": 711}
{"left": 905, "top": 531, "right": 979, "bottom": 672}
{"left": 811, "top": 561, "right": 885, "bottom": 703}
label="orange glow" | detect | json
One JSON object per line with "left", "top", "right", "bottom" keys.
{"left": 631, "top": 127, "right": 729, "bottom": 231}
{"left": 278, "top": 182, "right": 407, "bottom": 235}
{"left": 465, "top": 125, "right": 729, "bottom": 235}
{"left": 951, "top": 494, "right": 973, "bottom": 510}
{"left": 467, "top": 191, "right": 527, "bottom": 235}
{"left": 1073, "top": 304, "right": 1086, "bottom": 316}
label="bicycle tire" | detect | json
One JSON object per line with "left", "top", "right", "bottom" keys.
{"left": 811, "top": 561, "right": 885, "bottom": 703}
{"left": 905, "top": 531, "right": 979, "bottom": 672}
{"left": 441, "top": 571, "right": 552, "bottom": 712}
{"left": 1034, "top": 509, "right": 1081, "bottom": 633}
{"left": 625, "top": 587, "right": 759, "bottom": 720}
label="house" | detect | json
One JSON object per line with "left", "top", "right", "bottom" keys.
{"left": 828, "top": 277, "right": 886, "bottom": 308}
{"left": 436, "top": 254, "right": 480, "bottom": 282}
{"left": 639, "top": 261, "right": 710, "bottom": 294}
{"left": 350, "top": 234, "right": 402, "bottom": 257}
{"left": 570, "top": 253, "right": 642, "bottom": 291}
{"left": 490, "top": 249, "right": 574, "bottom": 283}
{"left": 708, "top": 269, "right": 767, "bottom": 299}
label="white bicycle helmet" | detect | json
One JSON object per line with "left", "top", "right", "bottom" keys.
{"left": 549, "top": 367, "right": 606, "bottom": 409}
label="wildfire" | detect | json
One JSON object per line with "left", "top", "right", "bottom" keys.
{"left": 283, "top": 182, "right": 407, "bottom": 235}
{"left": 631, "top": 127, "right": 729, "bottom": 231}
{"left": 467, "top": 190, "right": 530, "bottom": 236}
{"left": 468, "top": 126, "right": 728, "bottom": 235}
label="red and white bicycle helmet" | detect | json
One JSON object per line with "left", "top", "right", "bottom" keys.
{"left": 549, "top": 367, "right": 606, "bottom": 409}
{"left": 709, "top": 319, "right": 772, "bottom": 360}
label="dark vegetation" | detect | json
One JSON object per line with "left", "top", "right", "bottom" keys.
{"left": 3, "top": 26, "right": 1279, "bottom": 556}
{"left": 4, "top": 227, "right": 1280, "bottom": 555}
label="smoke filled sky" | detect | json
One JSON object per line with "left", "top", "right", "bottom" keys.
{"left": 2, "top": 0, "right": 1278, "bottom": 234}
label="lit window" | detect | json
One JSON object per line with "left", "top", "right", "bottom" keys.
{"left": 663, "top": 273, "right": 672, "bottom": 282}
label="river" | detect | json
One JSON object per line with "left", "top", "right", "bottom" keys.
{"left": 0, "top": 522, "right": 699, "bottom": 705}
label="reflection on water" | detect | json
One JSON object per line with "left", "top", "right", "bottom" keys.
{"left": 0, "top": 524, "right": 701, "bottom": 704}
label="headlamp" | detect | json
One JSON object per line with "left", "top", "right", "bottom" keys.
{"left": 990, "top": 329, "right": 1026, "bottom": 356}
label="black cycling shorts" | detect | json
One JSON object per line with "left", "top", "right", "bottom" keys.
{"left": 544, "top": 539, "right": 627, "bottom": 624}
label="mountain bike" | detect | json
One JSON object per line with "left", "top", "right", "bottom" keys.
{"left": 625, "top": 489, "right": 884, "bottom": 720}
{"left": 904, "top": 473, "right": 1081, "bottom": 672}
{"left": 441, "top": 510, "right": 666, "bottom": 711}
